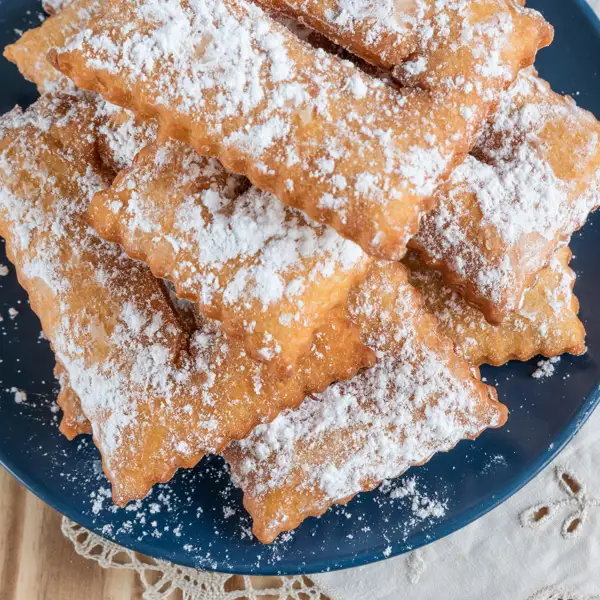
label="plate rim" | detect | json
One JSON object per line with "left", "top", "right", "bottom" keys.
{"left": 1, "top": 0, "right": 600, "bottom": 577}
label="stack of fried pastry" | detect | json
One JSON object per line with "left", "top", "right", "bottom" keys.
{"left": 0, "top": 0, "right": 597, "bottom": 544}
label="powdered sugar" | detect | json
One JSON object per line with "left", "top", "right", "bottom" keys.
{"left": 413, "top": 70, "right": 600, "bottom": 318}
{"left": 226, "top": 263, "right": 503, "bottom": 541}
{"left": 92, "top": 140, "right": 370, "bottom": 368}
{"left": 532, "top": 357, "right": 561, "bottom": 379}
{"left": 10, "top": 387, "right": 27, "bottom": 404}
{"left": 52, "top": 0, "right": 517, "bottom": 258}
{"left": 94, "top": 100, "right": 158, "bottom": 173}
{"left": 381, "top": 476, "right": 447, "bottom": 520}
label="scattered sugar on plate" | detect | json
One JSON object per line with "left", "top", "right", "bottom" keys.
{"left": 532, "top": 356, "right": 561, "bottom": 379}
{"left": 481, "top": 453, "right": 508, "bottom": 475}
{"left": 379, "top": 476, "right": 448, "bottom": 522}
{"left": 8, "top": 307, "right": 18, "bottom": 319}
{"left": 10, "top": 387, "right": 27, "bottom": 403}
{"left": 90, "top": 486, "right": 112, "bottom": 515}
{"left": 0, "top": 264, "right": 8, "bottom": 276}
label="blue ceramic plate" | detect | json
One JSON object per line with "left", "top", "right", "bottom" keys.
{"left": 1, "top": 0, "right": 599, "bottom": 576}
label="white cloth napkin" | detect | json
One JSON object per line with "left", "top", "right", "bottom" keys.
{"left": 314, "top": 3, "right": 600, "bottom": 597}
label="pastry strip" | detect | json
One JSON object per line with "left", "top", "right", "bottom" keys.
{"left": 4, "top": 0, "right": 102, "bottom": 93}
{"left": 90, "top": 141, "right": 371, "bottom": 375}
{"left": 405, "top": 247, "right": 586, "bottom": 366}
{"left": 253, "top": 1, "right": 550, "bottom": 83}
{"left": 253, "top": 0, "right": 436, "bottom": 70}
{"left": 49, "top": 0, "right": 550, "bottom": 259}
{"left": 4, "top": 0, "right": 157, "bottom": 174}
{"left": 0, "top": 94, "right": 372, "bottom": 504}
{"left": 411, "top": 70, "right": 600, "bottom": 322}
{"left": 224, "top": 261, "right": 505, "bottom": 544}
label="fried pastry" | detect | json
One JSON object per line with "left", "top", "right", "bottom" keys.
{"left": 253, "top": 1, "right": 550, "bottom": 79}
{"left": 224, "top": 261, "right": 506, "bottom": 544}
{"left": 253, "top": 0, "right": 435, "bottom": 70}
{"left": 404, "top": 247, "right": 586, "bottom": 366}
{"left": 90, "top": 140, "right": 371, "bottom": 375}
{"left": 411, "top": 70, "right": 600, "bottom": 322}
{"left": 252, "top": 0, "right": 552, "bottom": 148}
{"left": 94, "top": 100, "right": 158, "bottom": 174}
{"left": 4, "top": 0, "right": 157, "bottom": 173}
{"left": 56, "top": 281, "right": 200, "bottom": 441}
{"left": 55, "top": 361, "right": 91, "bottom": 439}
{"left": 4, "top": 0, "right": 101, "bottom": 93}
{"left": 0, "top": 94, "right": 373, "bottom": 504}
{"left": 50, "top": 0, "right": 550, "bottom": 260}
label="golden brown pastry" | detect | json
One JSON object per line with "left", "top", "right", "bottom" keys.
{"left": 89, "top": 140, "right": 371, "bottom": 376}
{"left": 49, "top": 0, "right": 550, "bottom": 259}
{"left": 404, "top": 247, "right": 586, "bottom": 366}
{"left": 4, "top": 0, "right": 102, "bottom": 92}
{"left": 224, "top": 261, "right": 505, "bottom": 543}
{"left": 411, "top": 70, "right": 600, "bottom": 322}
{"left": 0, "top": 94, "right": 372, "bottom": 505}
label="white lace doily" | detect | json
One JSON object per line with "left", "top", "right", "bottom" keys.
{"left": 61, "top": 518, "right": 325, "bottom": 600}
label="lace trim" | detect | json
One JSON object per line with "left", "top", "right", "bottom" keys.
{"left": 61, "top": 518, "right": 327, "bottom": 600}
{"left": 520, "top": 466, "right": 600, "bottom": 539}
{"left": 527, "top": 585, "right": 600, "bottom": 600}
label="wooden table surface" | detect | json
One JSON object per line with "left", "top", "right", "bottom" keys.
{"left": 0, "top": 467, "right": 327, "bottom": 600}
{"left": 0, "top": 467, "right": 145, "bottom": 600}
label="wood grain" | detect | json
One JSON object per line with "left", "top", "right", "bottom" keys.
{"left": 0, "top": 467, "right": 329, "bottom": 600}
{"left": 0, "top": 466, "right": 156, "bottom": 600}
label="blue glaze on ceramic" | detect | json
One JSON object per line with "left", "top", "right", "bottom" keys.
{"left": 0, "top": 0, "right": 599, "bottom": 576}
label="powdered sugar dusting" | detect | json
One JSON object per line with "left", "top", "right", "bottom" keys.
{"left": 380, "top": 476, "right": 447, "bottom": 521}
{"left": 94, "top": 100, "right": 158, "bottom": 173}
{"left": 92, "top": 140, "right": 370, "bottom": 368}
{"left": 532, "top": 357, "right": 561, "bottom": 379}
{"left": 413, "top": 70, "right": 600, "bottom": 317}
{"left": 49, "top": 0, "right": 534, "bottom": 258}
{"left": 226, "top": 263, "right": 504, "bottom": 541}
{"left": 10, "top": 387, "right": 27, "bottom": 404}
